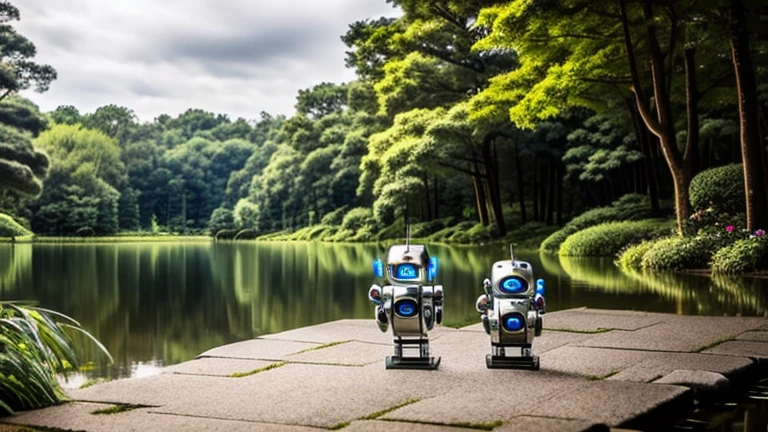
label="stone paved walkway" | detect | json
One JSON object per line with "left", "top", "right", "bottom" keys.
{"left": 3, "top": 307, "right": 768, "bottom": 431}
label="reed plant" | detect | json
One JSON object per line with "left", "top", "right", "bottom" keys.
{"left": 0, "top": 302, "right": 111, "bottom": 415}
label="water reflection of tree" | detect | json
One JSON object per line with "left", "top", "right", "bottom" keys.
{"left": 556, "top": 254, "right": 768, "bottom": 316}
{"left": 0, "top": 244, "right": 33, "bottom": 292}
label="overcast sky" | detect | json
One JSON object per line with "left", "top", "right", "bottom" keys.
{"left": 16, "top": 0, "right": 400, "bottom": 122}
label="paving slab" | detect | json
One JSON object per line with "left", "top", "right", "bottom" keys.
{"left": 494, "top": 416, "right": 609, "bottom": 432}
{"left": 543, "top": 309, "right": 662, "bottom": 333}
{"left": 199, "top": 338, "right": 320, "bottom": 360}
{"left": 703, "top": 340, "right": 768, "bottom": 360}
{"left": 525, "top": 380, "right": 691, "bottom": 429}
{"left": 653, "top": 370, "right": 730, "bottom": 399}
{"left": 163, "top": 357, "right": 277, "bottom": 377}
{"left": 72, "top": 362, "right": 459, "bottom": 429}
{"left": 285, "top": 340, "right": 391, "bottom": 366}
{"left": 260, "top": 319, "right": 455, "bottom": 345}
{"left": 607, "top": 352, "right": 754, "bottom": 383}
{"left": 533, "top": 330, "right": 594, "bottom": 354}
{"left": 577, "top": 315, "right": 766, "bottom": 352}
{"left": 344, "top": 420, "right": 480, "bottom": 431}
{"left": 429, "top": 329, "right": 590, "bottom": 374}
{"left": 432, "top": 325, "right": 594, "bottom": 373}
{"left": 736, "top": 331, "right": 768, "bottom": 342}
{"left": 539, "top": 346, "right": 656, "bottom": 378}
{"left": 4, "top": 402, "right": 322, "bottom": 432}
{"left": 381, "top": 370, "right": 587, "bottom": 425}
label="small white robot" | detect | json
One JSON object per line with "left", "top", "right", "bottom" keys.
{"left": 368, "top": 239, "right": 443, "bottom": 370}
{"left": 476, "top": 245, "right": 545, "bottom": 370}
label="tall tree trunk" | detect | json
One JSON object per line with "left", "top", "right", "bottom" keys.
{"left": 433, "top": 175, "right": 440, "bottom": 220}
{"left": 684, "top": 47, "right": 700, "bottom": 179}
{"left": 730, "top": 0, "right": 768, "bottom": 230}
{"left": 546, "top": 158, "right": 556, "bottom": 225}
{"left": 472, "top": 173, "right": 489, "bottom": 226}
{"left": 621, "top": 0, "right": 694, "bottom": 235}
{"left": 514, "top": 139, "right": 527, "bottom": 223}
{"left": 532, "top": 156, "right": 540, "bottom": 222}
{"left": 423, "top": 175, "right": 432, "bottom": 220}
{"left": 628, "top": 99, "right": 661, "bottom": 215}
{"left": 541, "top": 158, "right": 549, "bottom": 220}
{"left": 482, "top": 137, "right": 507, "bottom": 235}
{"left": 555, "top": 164, "right": 563, "bottom": 225}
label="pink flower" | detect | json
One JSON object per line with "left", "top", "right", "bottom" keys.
{"left": 726, "top": 225, "right": 734, "bottom": 233}
{"left": 756, "top": 229, "right": 766, "bottom": 237}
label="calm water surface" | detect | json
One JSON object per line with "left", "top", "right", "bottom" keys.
{"left": 1, "top": 241, "right": 767, "bottom": 385}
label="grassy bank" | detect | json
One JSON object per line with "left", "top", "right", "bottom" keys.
{"left": 232, "top": 220, "right": 557, "bottom": 248}
{"left": 1, "top": 235, "right": 212, "bottom": 244}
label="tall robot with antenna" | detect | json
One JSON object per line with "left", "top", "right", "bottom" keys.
{"left": 368, "top": 227, "right": 443, "bottom": 369}
{"left": 476, "top": 245, "right": 546, "bottom": 370}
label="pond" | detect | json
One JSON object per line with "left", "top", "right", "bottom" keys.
{"left": 1, "top": 240, "right": 767, "bottom": 385}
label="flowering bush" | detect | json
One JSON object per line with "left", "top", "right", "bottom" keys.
{"left": 685, "top": 205, "right": 744, "bottom": 239}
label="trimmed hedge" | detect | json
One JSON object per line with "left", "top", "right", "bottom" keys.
{"left": 540, "top": 194, "right": 653, "bottom": 253}
{"left": 0, "top": 213, "right": 32, "bottom": 237}
{"left": 640, "top": 235, "right": 718, "bottom": 270}
{"left": 711, "top": 237, "right": 768, "bottom": 274}
{"left": 689, "top": 164, "right": 744, "bottom": 213}
{"left": 558, "top": 219, "right": 673, "bottom": 257}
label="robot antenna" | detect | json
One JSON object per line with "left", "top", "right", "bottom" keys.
{"left": 509, "top": 243, "right": 516, "bottom": 262}
{"left": 405, "top": 224, "right": 411, "bottom": 252}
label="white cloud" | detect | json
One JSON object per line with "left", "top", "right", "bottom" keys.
{"left": 15, "top": 0, "right": 400, "bottom": 122}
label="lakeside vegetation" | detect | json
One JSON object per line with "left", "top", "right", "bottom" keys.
{"left": 0, "top": 302, "right": 112, "bottom": 415}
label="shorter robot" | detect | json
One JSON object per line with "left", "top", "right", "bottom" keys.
{"left": 368, "top": 241, "right": 443, "bottom": 370}
{"left": 476, "top": 245, "right": 545, "bottom": 370}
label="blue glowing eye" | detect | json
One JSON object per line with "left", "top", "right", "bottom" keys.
{"left": 502, "top": 315, "right": 525, "bottom": 332}
{"left": 395, "top": 299, "right": 419, "bottom": 318}
{"left": 396, "top": 264, "right": 418, "bottom": 279}
{"left": 500, "top": 277, "right": 527, "bottom": 293}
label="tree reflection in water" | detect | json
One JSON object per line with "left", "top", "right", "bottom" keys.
{"left": 0, "top": 242, "right": 766, "bottom": 382}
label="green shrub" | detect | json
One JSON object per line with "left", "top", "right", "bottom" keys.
{"left": 349, "top": 225, "right": 376, "bottom": 242}
{"left": 540, "top": 194, "right": 653, "bottom": 253}
{"left": 503, "top": 222, "right": 558, "bottom": 249}
{"left": 409, "top": 218, "right": 454, "bottom": 238}
{"left": 321, "top": 206, "right": 348, "bottom": 226}
{"left": 617, "top": 240, "right": 655, "bottom": 269}
{"left": 375, "top": 222, "right": 405, "bottom": 241}
{"left": 558, "top": 219, "right": 673, "bottom": 257}
{"left": 711, "top": 237, "right": 768, "bottom": 274}
{"left": 640, "top": 235, "right": 718, "bottom": 270}
{"left": 689, "top": 164, "right": 744, "bottom": 214}
{"left": 450, "top": 223, "right": 493, "bottom": 244}
{"left": 540, "top": 228, "right": 575, "bottom": 253}
{"left": 428, "top": 221, "right": 475, "bottom": 242}
{"left": 0, "top": 213, "right": 32, "bottom": 237}
{"left": 341, "top": 208, "right": 373, "bottom": 232}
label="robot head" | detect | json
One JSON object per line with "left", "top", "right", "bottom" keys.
{"left": 490, "top": 260, "right": 534, "bottom": 298}
{"left": 378, "top": 244, "right": 438, "bottom": 286}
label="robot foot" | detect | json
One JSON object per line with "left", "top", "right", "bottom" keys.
{"left": 385, "top": 356, "right": 441, "bottom": 370}
{"left": 486, "top": 354, "right": 540, "bottom": 371}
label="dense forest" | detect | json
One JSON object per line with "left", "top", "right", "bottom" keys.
{"left": 0, "top": 0, "right": 766, "bottom": 246}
